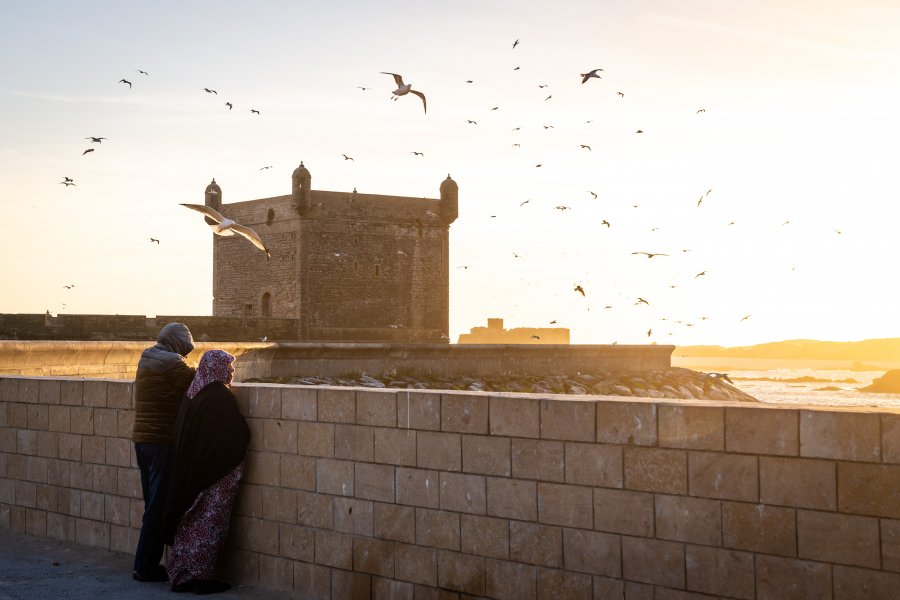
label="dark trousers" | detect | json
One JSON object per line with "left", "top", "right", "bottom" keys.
{"left": 133, "top": 442, "right": 174, "bottom": 576}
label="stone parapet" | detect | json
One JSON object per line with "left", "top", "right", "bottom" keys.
{"left": 2, "top": 376, "right": 900, "bottom": 598}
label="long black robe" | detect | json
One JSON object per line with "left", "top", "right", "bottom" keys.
{"left": 161, "top": 381, "right": 250, "bottom": 545}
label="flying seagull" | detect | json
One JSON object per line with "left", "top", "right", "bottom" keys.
{"left": 149, "top": 238, "right": 160, "bottom": 244}
{"left": 617, "top": 91, "right": 624, "bottom": 97}
{"left": 544, "top": 95, "right": 552, "bottom": 101}
{"left": 82, "top": 148, "right": 94, "bottom": 155}
{"left": 62, "top": 284, "right": 75, "bottom": 289}
{"left": 259, "top": 166, "right": 273, "bottom": 170}
{"left": 694, "top": 271, "right": 707, "bottom": 278}
{"left": 118, "top": 79, "right": 131, "bottom": 88}
{"left": 519, "top": 199, "right": 530, "bottom": 207}
{"left": 181, "top": 204, "right": 270, "bottom": 257}
{"left": 697, "top": 108, "right": 706, "bottom": 114}
{"left": 635, "top": 298, "right": 650, "bottom": 305}
{"left": 86, "top": 137, "right": 106, "bottom": 143}
{"left": 342, "top": 154, "right": 354, "bottom": 161}
{"left": 601, "top": 220, "right": 610, "bottom": 228}
{"left": 62, "top": 176, "right": 73, "bottom": 182}
{"left": 538, "top": 84, "right": 549, "bottom": 89}
{"left": 59, "top": 180, "right": 76, "bottom": 187}
{"left": 138, "top": 70, "right": 148, "bottom": 76}
{"left": 225, "top": 102, "right": 233, "bottom": 110}
{"left": 203, "top": 88, "right": 217, "bottom": 94}
{"left": 555, "top": 205, "right": 571, "bottom": 211}
{"left": 411, "top": 151, "right": 424, "bottom": 156}
{"left": 588, "top": 191, "right": 597, "bottom": 199}
{"left": 580, "top": 69, "right": 602, "bottom": 83}
{"left": 250, "top": 109, "right": 260, "bottom": 114}
{"left": 512, "top": 38, "right": 519, "bottom": 49}
{"left": 631, "top": 252, "right": 668, "bottom": 258}
{"left": 381, "top": 72, "right": 427, "bottom": 113}
{"left": 580, "top": 144, "right": 591, "bottom": 151}
{"left": 357, "top": 86, "right": 371, "bottom": 91}
{"left": 706, "top": 372, "right": 733, "bottom": 384}
{"left": 574, "top": 284, "right": 585, "bottom": 296}
{"left": 466, "top": 120, "right": 477, "bottom": 125}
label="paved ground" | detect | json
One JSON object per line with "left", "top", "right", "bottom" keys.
{"left": 0, "top": 531, "right": 292, "bottom": 600}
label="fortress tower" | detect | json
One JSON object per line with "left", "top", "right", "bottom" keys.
{"left": 207, "top": 164, "right": 458, "bottom": 342}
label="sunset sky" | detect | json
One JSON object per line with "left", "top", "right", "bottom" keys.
{"left": 2, "top": 0, "right": 899, "bottom": 346}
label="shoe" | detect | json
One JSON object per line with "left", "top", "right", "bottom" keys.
{"left": 172, "top": 579, "right": 198, "bottom": 593}
{"left": 132, "top": 565, "right": 168, "bottom": 582}
{"left": 193, "top": 580, "right": 231, "bottom": 595}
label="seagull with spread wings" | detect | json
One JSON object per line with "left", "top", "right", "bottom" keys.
{"left": 381, "top": 72, "right": 427, "bottom": 113}
{"left": 580, "top": 68, "right": 602, "bottom": 83}
{"left": 631, "top": 252, "right": 669, "bottom": 258}
{"left": 181, "top": 204, "right": 270, "bottom": 257}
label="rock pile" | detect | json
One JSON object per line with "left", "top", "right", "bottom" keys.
{"left": 250, "top": 367, "right": 758, "bottom": 402}
{"left": 860, "top": 369, "right": 900, "bottom": 393}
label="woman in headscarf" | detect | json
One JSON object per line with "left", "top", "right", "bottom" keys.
{"left": 162, "top": 350, "right": 250, "bottom": 594}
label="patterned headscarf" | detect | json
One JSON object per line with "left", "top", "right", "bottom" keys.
{"left": 186, "top": 349, "right": 235, "bottom": 399}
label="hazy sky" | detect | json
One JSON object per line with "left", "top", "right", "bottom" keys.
{"left": 2, "top": 0, "right": 899, "bottom": 346}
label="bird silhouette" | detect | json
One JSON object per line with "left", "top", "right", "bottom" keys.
{"left": 181, "top": 204, "right": 270, "bottom": 257}
{"left": 250, "top": 109, "right": 260, "bottom": 114}
{"left": 707, "top": 372, "right": 733, "bottom": 384}
{"left": 544, "top": 95, "right": 552, "bottom": 101}
{"left": 617, "top": 91, "right": 624, "bottom": 97}
{"left": 118, "top": 79, "right": 131, "bottom": 88}
{"left": 694, "top": 271, "right": 706, "bottom": 278}
{"left": 82, "top": 149, "right": 94, "bottom": 155}
{"left": 342, "top": 154, "right": 354, "bottom": 161}
{"left": 149, "top": 238, "right": 160, "bottom": 244}
{"left": 62, "top": 284, "right": 75, "bottom": 289}
{"left": 601, "top": 220, "right": 610, "bottom": 228}
{"left": 536, "top": 164, "right": 543, "bottom": 168}
{"left": 411, "top": 151, "right": 424, "bottom": 156}
{"left": 574, "top": 285, "right": 585, "bottom": 296}
{"left": 512, "top": 127, "right": 521, "bottom": 131}
{"left": 381, "top": 72, "right": 427, "bottom": 113}
{"left": 647, "top": 329, "right": 652, "bottom": 337}
{"left": 259, "top": 166, "right": 273, "bottom": 170}
{"left": 741, "top": 314, "right": 751, "bottom": 321}
{"left": 631, "top": 252, "right": 668, "bottom": 258}
{"left": 138, "top": 70, "right": 148, "bottom": 76}
{"left": 225, "top": 102, "right": 233, "bottom": 110}
{"left": 580, "top": 145, "right": 591, "bottom": 151}
{"left": 519, "top": 200, "right": 530, "bottom": 207}
{"left": 531, "top": 335, "right": 540, "bottom": 340}
{"left": 587, "top": 191, "right": 597, "bottom": 199}
{"left": 512, "top": 39, "right": 519, "bottom": 49}
{"left": 457, "top": 265, "right": 473, "bottom": 270}
{"left": 514, "top": 66, "right": 520, "bottom": 70}
{"left": 543, "top": 125, "right": 554, "bottom": 129}
{"left": 491, "top": 106, "right": 499, "bottom": 111}
{"left": 466, "top": 120, "right": 478, "bottom": 125}
{"left": 538, "top": 84, "right": 549, "bottom": 89}
{"left": 635, "top": 298, "right": 650, "bottom": 305}
{"left": 697, "top": 108, "right": 706, "bottom": 114}
{"left": 512, "top": 143, "right": 521, "bottom": 147}
{"left": 62, "top": 176, "right": 73, "bottom": 182}
{"left": 636, "top": 129, "right": 644, "bottom": 134}
{"left": 203, "top": 88, "right": 217, "bottom": 94}
{"left": 554, "top": 205, "right": 571, "bottom": 211}
{"left": 580, "top": 68, "right": 603, "bottom": 83}
{"left": 86, "top": 137, "right": 106, "bottom": 143}
{"left": 59, "top": 180, "right": 76, "bottom": 187}
{"left": 357, "top": 86, "right": 371, "bottom": 91}
{"left": 550, "top": 320, "right": 557, "bottom": 324}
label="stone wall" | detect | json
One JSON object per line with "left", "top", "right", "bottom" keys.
{"left": 2, "top": 376, "right": 900, "bottom": 599}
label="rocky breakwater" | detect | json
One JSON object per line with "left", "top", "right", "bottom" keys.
{"left": 860, "top": 369, "right": 900, "bottom": 393}
{"left": 251, "top": 367, "right": 759, "bottom": 402}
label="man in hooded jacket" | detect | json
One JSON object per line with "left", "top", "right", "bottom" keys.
{"left": 131, "top": 322, "right": 196, "bottom": 582}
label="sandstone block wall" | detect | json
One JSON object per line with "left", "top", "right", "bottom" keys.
{"left": 2, "top": 376, "right": 900, "bottom": 599}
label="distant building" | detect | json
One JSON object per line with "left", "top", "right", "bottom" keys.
{"left": 457, "top": 318, "right": 569, "bottom": 344}
{"left": 206, "top": 163, "right": 458, "bottom": 342}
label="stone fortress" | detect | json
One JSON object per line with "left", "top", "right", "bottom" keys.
{"left": 206, "top": 163, "right": 457, "bottom": 343}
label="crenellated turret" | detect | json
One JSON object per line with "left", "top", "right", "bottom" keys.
{"left": 205, "top": 178, "right": 222, "bottom": 211}
{"left": 292, "top": 162, "right": 312, "bottom": 215}
{"left": 439, "top": 174, "right": 458, "bottom": 224}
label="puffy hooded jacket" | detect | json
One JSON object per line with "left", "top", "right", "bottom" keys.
{"left": 132, "top": 323, "right": 196, "bottom": 444}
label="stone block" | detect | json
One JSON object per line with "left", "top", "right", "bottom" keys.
{"left": 234, "top": 483, "right": 263, "bottom": 518}
{"left": 565, "top": 442, "right": 623, "bottom": 488}
{"left": 335, "top": 424, "right": 374, "bottom": 461}
{"left": 490, "top": 396, "right": 540, "bottom": 438}
{"left": 334, "top": 496, "right": 373, "bottom": 536}
{"left": 593, "top": 487, "right": 654, "bottom": 537}
{"left": 27, "top": 405, "right": 49, "bottom": 430}
{"left": 416, "top": 507, "right": 460, "bottom": 551}
{"left": 8, "top": 404, "right": 27, "bottom": 429}
{"left": 105, "top": 437, "right": 131, "bottom": 467}
{"left": 298, "top": 490, "right": 333, "bottom": 529}
{"left": 596, "top": 401, "right": 656, "bottom": 446}
{"left": 883, "top": 414, "right": 900, "bottom": 464}
{"left": 397, "top": 391, "right": 440, "bottom": 431}
{"left": 800, "top": 410, "right": 880, "bottom": 462}
{"left": 838, "top": 462, "right": 900, "bottom": 519}
{"left": 373, "top": 428, "right": 416, "bottom": 467}
{"left": 9, "top": 505, "right": 25, "bottom": 532}
{"left": 798, "top": 509, "right": 880, "bottom": 568}
{"left": 48, "top": 406, "right": 70, "bottom": 433}
{"left": 759, "top": 456, "right": 836, "bottom": 510}
{"left": 82, "top": 381, "right": 107, "bottom": 407}
{"left": 0, "top": 377, "right": 17, "bottom": 405}
{"left": 60, "top": 380, "right": 83, "bottom": 406}
{"left": 263, "top": 419, "right": 298, "bottom": 454}
{"left": 511, "top": 439, "right": 564, "bottom": 482}
{"left": 26, "top": 508, "right": 47, "bottom": 537}
{"left": 355, "top": 537, "right": 395, "bottom": 577}
{"left": 437, "top": 550, "right": 484, "bottom": 596}
{"left": 117, "top": 410, "right": 134, "bottom": 439}
{"left": 297, "top": 421, "right": 334, "bottom": 458}
{"left": 485, "top": 559, "right": 536, "bottom": 600}
{"left": 80, "top": 490, "right": 104, "bottom": 520}
{"left": 685, "top": 545, "right": 754, "bottom": 600}
{"left": 659, "top": 405, "right": 723, "bottom": 451}
{"left": 35, "top": 483, "right": 58, "bottom": 512}
{"left": 69, "top": 462, "right": 93, "bottom": 491}
{"left": 249, "top": 385, "right": 281, "bottom": 418}
{"left": 262, "top": 486, "right": 298, "bottom": 524}
{"left": 35, "top": 431, "right": 58, "bottom": 459}
{"left": 7, "top": 453, "right": 26, "bottom": 479}
{"left": 222, "top": 548, "right": 259, "bottom": 587}
{"left": 38, "top": 380, "right": 60, "bottom": 405}
{"left": 621, "top": 537, "right": 684, "bottom": 588}
{"left": 726, "top": 406, "right": 799, "bottom": 456}
{"left": 623, "top": 447, "right": 687, "bottom": 494}
{"left": 56, "top": 487, "right": 80, "bottom": 516}
{"left": 19, "top": 379, "right": 39, "bottom": 404}
{"left": 106, "top": 382, "right": 132, "bottom": 409}
{"left": 70, "top": 407, "right": 94, "bottom": 435}
{"left": 243, "top": 451, "right": 280, "bottom": 486}
{"left": 318, "top": 388, "right": 356, "bottom": 423}
{"left": 373, "top": 577, "right": 414, "bottom": 600}
{"left": 16, "top": 430, "right": 36, "bottom": 455}
{"left": 75, "top": 517, "right": 109, "bottom": 548}
{"left": 0, "top": 427, "right": 15, "bottom": 453}
{"left": 395, "top": 543, "right": 437, "bottom": 586}
{"left": 279, "top": 523, "right": 314, "bottom": 562}
{"left": 26, "top": 456, "right": 48, "bottom": 483}
{"left": 375, "top": 503, "right": 415, "bottom": 543}
{"left": 258, "top": 555, "right": 294, "bottom": 592}
{"left": 688, "top": 451, "right": 758, "bottom": 501}
{"left": 460, "top": 514, "right": 509, "bottom": 559}
{"left": 833, "top": 565, "right": 900, "bottom": 600}
{"left": 462, "top": 434, "right": 510, "bottom": 476}
{"left": 396, "top": 467, "right": 439, "bottom": 508}
{"left": 355, "top": 462, "right": 395, "bottom": 503}
{"left": 16, "top": 480, "right": 36, "bottom": 507}
{"left": 541, "top": 399, "right": 596, "bottom": 442}
{"left": 116, "top": 467, "right": 141, "bottom": 498}
{"left": 722, "top": 501, "right": 796, "bottom": 556}
{"left": 592, "top": 576, "right": 624, "bottom": 600}
{"left": 281, "top": 386, "right": 317, "bottom": 420}
{"left": 755, "top": 555, "right": 831, "bottom": 600}
{"left": 537, "top": 482, "right": 593, "bottom": 529}
{"left": 104, "top": 494, "right": 130, "bottom": 526}
{"left": 884, "top": 519, "right": 900, "bottom": 573}
{"left": 280, "top": 454, "right": 316, "bottom": 491}
{"left": 536, "top": 567, "right": 592, "bottom": 600}
{"left": 357, "top": 390, "right": 398, "bottom": 427}
{"left": 47, "top": 513, "right": 77, "bottom": 543}
{"left": 315, "top": 458, "right": 353, "bottom": 496}
{"left": 440, "top": 392, "right": 488, "bottom": 434}
{"left": 655, "top": 494, "right": 721, "bottom": 545}
{"left": 439, "top": 472, "right": 486, "bottom": 514}
{"left": 417, "top": 431, "right": 461, "bottom": 472}
{"left": 331, "top": 566, "right": 371, "bottom": 599}
{"left": 563, "top": 528, "right": 620, "bottom": 578}
{"left": 486, "top": 477, "right": 537, "bottom": 521}
{"left": 509, "top": 521, "right": 562, "bottom": 568}
{"left": 233, "top": 516, "right": 279, "bottom": 554}
{"left": 293, "top": 562, "right": 331, "bottom": 600}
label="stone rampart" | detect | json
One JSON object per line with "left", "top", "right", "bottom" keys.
{"left": 2, "top": 376, "right": 900, "bottom": 599}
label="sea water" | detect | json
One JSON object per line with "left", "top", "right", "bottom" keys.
{"left": 724, "top": 368, "right": 900, "bottom": 408}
